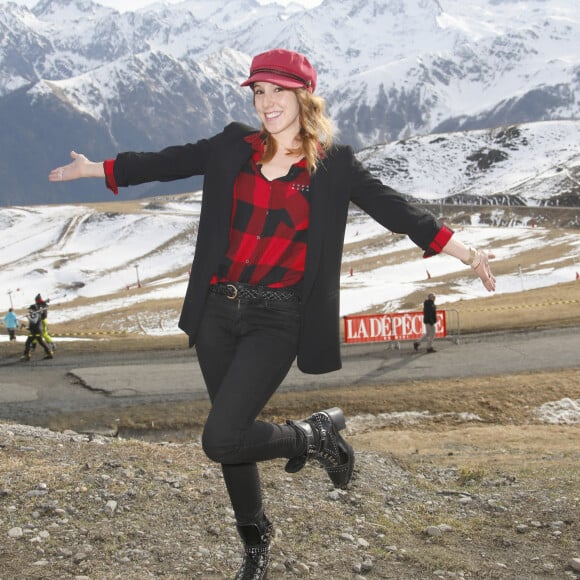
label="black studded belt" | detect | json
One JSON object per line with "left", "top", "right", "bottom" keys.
{"left": 209, "top": 282, "right": 301, "bottom": 303}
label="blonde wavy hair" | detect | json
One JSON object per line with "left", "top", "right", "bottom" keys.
{"left": 259, "top": 89, "right": 335, "bottom": 174}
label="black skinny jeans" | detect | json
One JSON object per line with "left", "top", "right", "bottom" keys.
{"left": 194, "top": 292, "right": 306, "bottom": 525}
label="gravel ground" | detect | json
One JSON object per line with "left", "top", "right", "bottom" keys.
{"left": 1, "top": 328, "right": 579, "bottom": 579}
{"left": 1, "top": 418, "right": 579, "bottom": 580}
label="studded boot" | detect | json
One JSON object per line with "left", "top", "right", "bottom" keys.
{"left": 285, "top": 407, "right": 355, "bottom": 489}
{"left": 235, "top": 514, "right": 273, "bottom": 580}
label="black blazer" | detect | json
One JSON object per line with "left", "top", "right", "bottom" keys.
{"left": 114, "top": 123, "right": 443, "bottom": 374}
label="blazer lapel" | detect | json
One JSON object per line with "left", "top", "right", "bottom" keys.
{"left": 302, "top": 159, "right": 331, "bottom": 300}
{"left": 208, "top": 137, "right": 254, "bottom": 255}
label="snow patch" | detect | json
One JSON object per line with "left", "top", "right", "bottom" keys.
{"left": 535, "top": 398, "right": 580, "bottom": 425}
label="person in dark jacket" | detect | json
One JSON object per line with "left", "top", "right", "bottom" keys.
{"left": 414, "top": 292, "right": 438, "bottom": 353}
{"left": 49, "top": 48, "right": 495, "bottom": 579}
{"left": 34, "top": 294, "right": 56, "bottom": 352}
{"left": 21, "top": 304, "right": 54, "bottom": 361}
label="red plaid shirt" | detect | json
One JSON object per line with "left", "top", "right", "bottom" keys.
{"left": 213, "top": 133, "right": 310, "bottom": 287}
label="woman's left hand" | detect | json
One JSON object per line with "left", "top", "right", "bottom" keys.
{"left": 473, "top": 250, "right": 496, "bottom": 292}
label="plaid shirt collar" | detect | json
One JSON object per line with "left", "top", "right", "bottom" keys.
{"left": 243, "top": 131, "right": 324, "bottom": 163}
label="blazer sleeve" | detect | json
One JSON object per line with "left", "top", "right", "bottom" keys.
{"left": 112, "top": 122, "right": 256, "bottom": 187}
{"left": 340, "top": 146, "right": 452, "bottom": 254}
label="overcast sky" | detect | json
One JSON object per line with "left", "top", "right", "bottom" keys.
{"left": 0, "top": 0, "right": 322, "bottom": 10}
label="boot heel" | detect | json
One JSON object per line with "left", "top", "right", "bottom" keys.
{"left": 323, "top": 407, "right": 345, "bottom": 431}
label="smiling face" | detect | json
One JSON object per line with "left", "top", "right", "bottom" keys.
{"left": 253, "top": 81, "right": 301, "bottom": 142}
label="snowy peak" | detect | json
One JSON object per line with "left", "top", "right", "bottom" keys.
{"left": 0, "top": 0, "right": 579, "bottom": 204}
{"left": 32, "top": 0, "right": 114, "bottom": 18}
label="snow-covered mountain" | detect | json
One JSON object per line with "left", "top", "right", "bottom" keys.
{"left": 0, "top": 0, "right": 579, "bottom": 205}
{"left": 1, "top": 117, "right": 579, "bottom": 333}
{"left": 359, "top": 120, "right": 580, "bottom": 208}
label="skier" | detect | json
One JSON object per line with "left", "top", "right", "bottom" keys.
{"left": 21, "top": 304, "right": 54, "bottom": 361}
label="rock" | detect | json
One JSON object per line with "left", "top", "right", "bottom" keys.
{"left": 361, "top": 558, "right": 373, "bottom": 572}
{"left": 426, "top": 526, "right": 442, "bottom": 537}
{"left": 294, "top": 562, "right": 310, "bottom": 574}
{"left": 8, "top": 527, "right": 23, "bottom": 539}
{"left": 104, "top": 500, "right": 118, "bottom": 514}
{"left": 32, "top": 560, "right": 49, "bottom": 566}
{"left": 26, "top": 489, "right": 48, "bottom": 497}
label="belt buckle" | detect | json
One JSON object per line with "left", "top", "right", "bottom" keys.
{"left": 225, "top": 283, "right": 238, "bottom": 300}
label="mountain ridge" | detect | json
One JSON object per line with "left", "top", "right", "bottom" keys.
{"left": 0, "top": 0, "right": 578, "bottom": 204}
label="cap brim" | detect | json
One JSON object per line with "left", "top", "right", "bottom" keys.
{"left": 240, "top": 72, "right": 305, "bottom": 90}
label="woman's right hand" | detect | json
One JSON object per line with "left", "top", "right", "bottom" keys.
{"left": 48, "top": 151, "right": 104, "bottom": 181}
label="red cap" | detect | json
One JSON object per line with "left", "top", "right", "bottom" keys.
{"left": 241, "top": 48, "right": 317, "bottom": 93}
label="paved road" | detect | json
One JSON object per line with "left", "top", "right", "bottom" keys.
{"left": 0, "top": 326, "right": 578, "bottom": 426}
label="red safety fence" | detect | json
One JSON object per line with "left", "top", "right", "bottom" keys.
{"left": 343, "top": 311, "right": 447, "bottom": 344}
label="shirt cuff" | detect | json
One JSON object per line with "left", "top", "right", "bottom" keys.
{"left": 103, "top": 159, "right": 118, "bottom": 195}
{"left": 423, "top": 224, "right": 454, "bottom": 258}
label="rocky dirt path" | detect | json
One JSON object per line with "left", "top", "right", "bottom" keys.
{"left": 0, "top": 329, "right": 579, "bottom": 578}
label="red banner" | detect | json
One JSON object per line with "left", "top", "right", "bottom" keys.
{"left": 343, "top": 311, "right": 447, "bottom": 343}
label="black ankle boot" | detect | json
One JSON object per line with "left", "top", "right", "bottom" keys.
{"left": 285, "top": 407, "right": 355, "bottom": 489}
{"left": 235, "top": 515, "right": 273, "bottom": 580}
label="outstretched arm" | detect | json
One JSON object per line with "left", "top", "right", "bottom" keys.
{"left": 442, "top": 236, "right": 496, "bottom": 292}
{"left": 48, "top": 151, "right": 105, "bottom": 182}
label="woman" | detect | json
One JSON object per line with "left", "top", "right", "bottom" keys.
{"left": 49, "top": 48, "right": 495, "bottom": 579}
